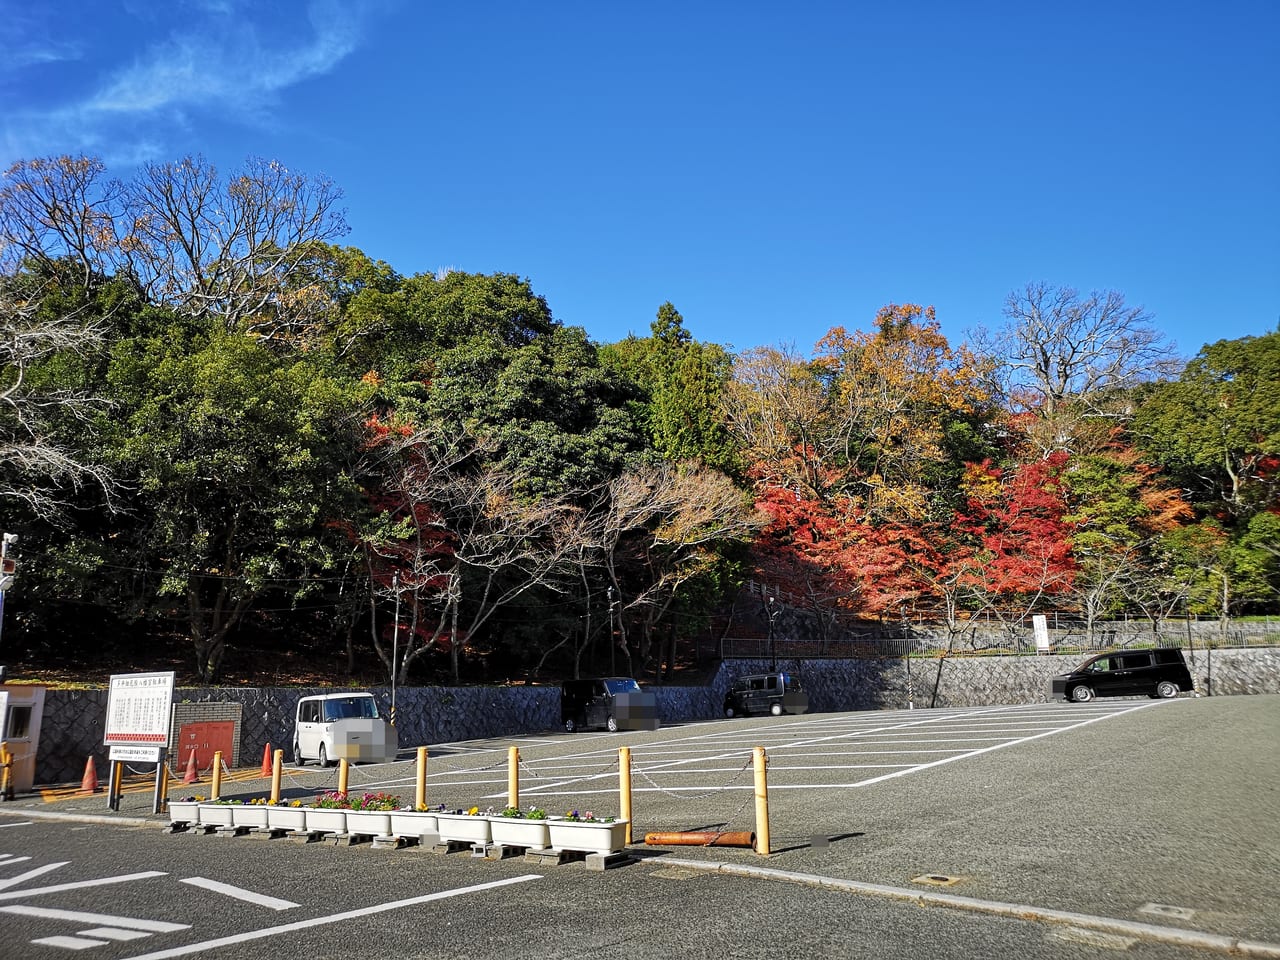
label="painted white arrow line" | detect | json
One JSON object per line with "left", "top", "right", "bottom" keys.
{"left": 0, "top": 904, "right": 189, "bottom": 932}
{"left": 179, "top": 877, "right": 299, "bottom": 910}
{"left": 0, "top": 871, "right": 166, "bottom": 901}
{"left": 0, "top": 862, "right": 68, "bottom": 891}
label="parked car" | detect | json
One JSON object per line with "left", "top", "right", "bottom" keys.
{"left": 561, "top": 677, "right": 659, "bottom": 733}
{"left": 292, "top": 692, "right": 398, "bottom": 766}
{"left": 723, "top": 671, "right": 809, "bottom": 717}
{"left": 1050, "top": 648, "right": 1193, "bottom": 703}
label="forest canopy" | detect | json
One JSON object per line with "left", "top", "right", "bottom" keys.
{"left": 2, "top": 156, "right": 1276, "bottom": 684}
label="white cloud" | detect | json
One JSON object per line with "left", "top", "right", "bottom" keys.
{"left": 2, "top": 0, "right": 373, "bottom": 166}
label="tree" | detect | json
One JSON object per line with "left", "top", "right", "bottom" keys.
{"left": 1134, "top": 332, "right": 1280, "bottom": 518}
{"left": 104, "top": 321, "right": 366, "bottom": 681}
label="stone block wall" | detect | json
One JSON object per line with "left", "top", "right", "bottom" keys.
{"left": 31, "top": 648, "right": 1280, "bottom": 785}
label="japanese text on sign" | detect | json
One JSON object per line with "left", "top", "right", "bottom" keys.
{"left": 103, "top": 672, "right": 175, "bottom": 745}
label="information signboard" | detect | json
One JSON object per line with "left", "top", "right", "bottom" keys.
{"left": 103, "top": 671, "right": 176, "bottom": 745}
{"left": 1033, "top": 614, "right": 1051, "bottom": 652}
{"left": 108, "top": 745, "right": 165, "bottom": 763}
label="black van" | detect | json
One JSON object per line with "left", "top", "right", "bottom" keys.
{"left": 1050, "top": 648, "right": 1193, "bottom": 703}
{"left": 561, "top": 677, "right": 659, "bottom": 732}
{"left": 724, "top": 672, "right": 808, "bottom": 717}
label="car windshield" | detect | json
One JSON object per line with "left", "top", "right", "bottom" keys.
{"left": 321, "top": 696, "right": 379, "bottom": 721}
{"left": 604, "top": 678, "right": 642, "bottom": 694}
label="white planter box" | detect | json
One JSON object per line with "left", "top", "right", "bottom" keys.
{"left": 489, "top": 817, "right": 552, "bottom": 849}
{"left": 232, "top": 805, "right": 270, "bottom": 830}
{"left": 345, "top": 809, "right": 393, "bottom": 836}
{"left": 547, "top": 819, "right": 628, "bottom": 855}
{"left": 304, "top": 808, "right": 348, "bottom": 834}
{"left": 265, "top": 806, "right": 308, "bottom": 832}
{"left": 168, "top": 800, "right": 201, "bottom": 826}
{"left": 434, "top": 813, "right": 491, "bottom": 844}
{"left": 197, "top": 804, "right": 237, "bottom": 827}
{"left": 390, "top": 811, "right": 439, "bottom": 838}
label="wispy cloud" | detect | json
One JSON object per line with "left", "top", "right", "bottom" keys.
{"left": 2, "top": 0, "right": 375, "bottom": 167}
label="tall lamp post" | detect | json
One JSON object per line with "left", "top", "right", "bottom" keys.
{"left": 390, "top": 572, "right": 400, "bottom": 727}
{"left": 0, "top": 533, "right": 16, "bottom": 650}
{"left": 607, "top": 587, "right": 616, "bottom": 675}
{"left": 767, "top": 596, "right": 779, "bottom": 669}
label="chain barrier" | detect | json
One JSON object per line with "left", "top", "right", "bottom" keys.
{"left": 518, "top": 753, "right": 618, "bottom": 784}
{"left": 632, "top": 753, "right": 753, "bottom": 803}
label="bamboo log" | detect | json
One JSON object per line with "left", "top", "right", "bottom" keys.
{"left": 643, "top": 831, "right": 756, "bottom": 848}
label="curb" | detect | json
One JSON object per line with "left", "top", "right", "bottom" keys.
{"left": 649, "top": 857, "right": 1280, "bottom": 958}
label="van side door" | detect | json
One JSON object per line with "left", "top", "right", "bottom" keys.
{"left": 295, "top": 699, "right": 323, "bottom": 759}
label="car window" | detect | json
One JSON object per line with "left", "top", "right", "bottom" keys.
{"left": 1117, "top": 653, "right": 1151, "bottom": 669}
{"left": 765, "top": 676, "right": 778, "bottom": 690}
{"left": 322, "top": 696, "right": 378, "bottom": 721}
{"left": 604, "top": 678, "right": 641, "bottom": 695}
{"left": 1085, "top": 657, "right": 1114, "bottom": 673}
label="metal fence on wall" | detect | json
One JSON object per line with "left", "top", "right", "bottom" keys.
{"left": 721, "top": 615, "right": 1280, "bottom": 660}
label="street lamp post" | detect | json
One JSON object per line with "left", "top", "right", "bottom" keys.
{"left": 391, "top": 572, "right": 400, "bottom": 727}
{"left": 0, "top": 534, "right": 16, "bottom": 651}
{"left": 607, "top": 586, "right": 616, "bottom": 674}
{"left": 767, "top": 596, "right": 779, "bottom": 669}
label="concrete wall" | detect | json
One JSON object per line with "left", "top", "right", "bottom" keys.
{"left": 33, "top": 647, "right": 1280, "bottom": 785}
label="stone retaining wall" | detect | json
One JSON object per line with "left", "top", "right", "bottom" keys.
{"left": 32, "top": 648, "right": 1280, "bottom": 785}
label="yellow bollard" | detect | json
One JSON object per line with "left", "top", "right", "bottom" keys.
{"left": 415, "top": 747, "right": 428, "bottom": 810}
{"left": 0, "top": 742, "right": 12, "bottom": 801}
{"left": 619, "top": 746, "right": 632, "bottom": 845}
{"left": 508, "top": 746, "right": 519, "bottom": 810}
{"left": 338, "top": 758, "right": 349, "bottom": 795}
{"left": 210, "top": 751, "right": 223, "bottom": 800}
{"left": 270, "top": 749, "right": 283, "bottom": 804}
{"left": 753, "top": 746, "right": 770, "bottom": 856}
{"left": 158, "top": 759, "right": 169, "bottom": 811}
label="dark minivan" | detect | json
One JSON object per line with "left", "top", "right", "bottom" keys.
{"left": 1050, "top": 647, "right": 1193, "bottom": 702}
{"left": 724, "top": 672, "right": 809, "bottom": 717}
{"left": 561, "top": 677, "right": 659, "bottom": 733}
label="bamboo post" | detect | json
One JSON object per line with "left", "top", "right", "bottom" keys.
{"left": 270, "top": 749, "right": 283, "bottom": 804}
{"left": 508, "top": 746, "right": 519, "bottom": 810}
{"left": 619, "top": 746, "right": 632, "bottom": 845}
{"left": 415, "top": 747, "right": 428, "bottom": 809}
{"left": 210, "top": 751, "right": 223, "bottom": 800}
{"left": 338, "top": 758, "right": 349, "bottom": 795}
{"left": 753, "top": 746, "right": 770, "bottom": 856}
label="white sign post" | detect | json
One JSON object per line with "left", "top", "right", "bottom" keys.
{"left": 103, "top": 672, "right": 175, "bottom": 812}
{"left": 1033, "top": 614, "right": 1051, "bottom": 653}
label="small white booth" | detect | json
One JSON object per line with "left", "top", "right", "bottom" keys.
{"left": 1, "top": 684, "right": 46, "bottom": 795}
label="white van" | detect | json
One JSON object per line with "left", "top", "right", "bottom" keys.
{"left": 292, "top": 692, "right": 398, "bottom": 766}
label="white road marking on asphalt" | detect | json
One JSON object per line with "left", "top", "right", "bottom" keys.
{"left": 31, "top": 934, "right": 110, "bottom": 950}
{"left": 178, "top": 877, "right": 299, "bottom": 910}
{"left": 1050, "top": 926, "right": 1138, "bottom": 950}
{"left": 0, "top": 854, "right": 32, "bottom": 864}
{"left": 0, "top": 871, "right": 166, "bottom": 901}
{"left": 1, "top": 905, "right": 190, "bottom": 931}
{"left": 80, "top": 927, "right": 153, "bottom": 941}
{"left": 0, "top": 821, "right": 33, "bottom": 828}
{"left": 118, "top": 875, "right": 542, "bottom": 960}
{"left": 0, "top": 861, "right": 68, "bottom": 891}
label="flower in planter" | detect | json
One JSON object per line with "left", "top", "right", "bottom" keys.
{"left": 209, "top": 797, "right": 245, "bottom": 805}
{"left": 498, "top": 805, "right": 547, "bottom": 819}
{"left": 348, "top": 791, "right": 402, "bottom": 811}
{"left": 563, "top": 809, "right": 616, "bottom": 823}
{"left": 311, "top": 790, "right": 350, "bottom": 809}
{"left": 178, "top": 796, "right": 206, "bottom": 803}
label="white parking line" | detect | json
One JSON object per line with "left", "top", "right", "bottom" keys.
{"left": 0, "top": 822, "right": 33, "bottom": 829}
{"left": 0, "top": 871, "right": 166, "bottom": 902}
{"left": 1, "top": 905, "right": 190, "bottom": 932}
{"left": 119, "top": 875, "right": 541, "bottom": 960}
{"left": 179, "top": 877, "right": 299, "bottom": 910}
{"left": 0, "top": 862, "right": 69, "bottom": 891}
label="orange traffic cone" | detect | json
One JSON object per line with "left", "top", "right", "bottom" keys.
{"left": 183, "top": 748, "right": 199, "bottom": 784}
{"left": 260, "top": 743, "right": 273, "bottom": 778}
{"left": 80, "top": 756, "right": 100, "bottom": 793}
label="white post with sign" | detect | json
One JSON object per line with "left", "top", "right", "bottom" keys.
{"left": 1033, "top": 614, "right": 1051, "bottom": 654}
{"left": 103, "top": 672, "right": 176, "bottom": 813}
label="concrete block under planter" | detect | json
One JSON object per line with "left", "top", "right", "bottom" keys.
{"left": 489, "top": 817, "right": 552, "bottom": 849}
{"left": 547, "top": 819, "right": 628, "bottom": 856}
{"left": 389, "top": 811, "right": 439, "bottom": 838}
{"left": 434, "top": 813, "right": 491, "bottom": 844}
{"left": 304, "top": 808, "right": 348, "bottom": 834}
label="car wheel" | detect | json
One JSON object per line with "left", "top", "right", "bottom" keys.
{"left": 1155, "top": 681, "right": 1179, "bottom": 699}
{"left": 317, "top": 743, "right": 331, "bottom": 768}
{"left": 606, "top": 716, "right": 619, "bottom": 733}
{"left": 1071, "top": 685, "right": 1095, "bottom": 703}
{"left": 564, "top": 717, "right": 577, "bottom": 733}
{"left": 292, "top": 741, "right": 305, "bottom": 766}
{"left": 724, "top": 706, "right": 736, "bottom": 718}
{"left": 770, "top": 703, "right": 783, "bottom": 716}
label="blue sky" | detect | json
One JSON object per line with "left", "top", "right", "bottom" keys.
{"left": 2, "top": 0, "right": 1277, "bottom": 360}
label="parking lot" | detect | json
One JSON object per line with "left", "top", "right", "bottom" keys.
{"left": 2, "top": 694, "right": 1278, "bottom": 958}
